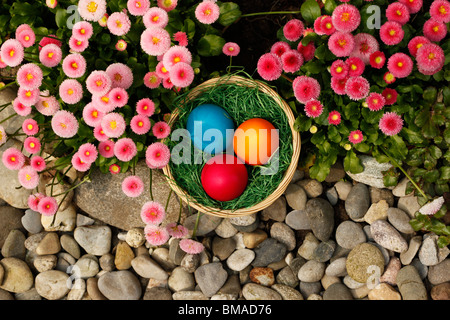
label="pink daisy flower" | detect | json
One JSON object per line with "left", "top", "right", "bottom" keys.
{"left": 93, "top": 124, "right": 108, "bottom": 142}
{"left": 16, "top": 24, "right": 35, "bottom": 48}
{"left": 157, "top": 0, "right": 178, "bottom": 12}
{"left": 174, "top": 31, "right": 188, "bottom": 47}
{"left": 330, "top": 60, "right": 349, "bottom": 79}
{"left": 18, "top": 166, "right": 39, "bottom": 190}
{"left": 101, "top": 113, "right": 126, "bottom": 138}
{"left": 419, "top": 196, "right": 445, "bottom": 216}
{"left": 35, "top": 96, "right": 60, "bottom": 116}
{"left": 156, "top": 62, "right": 170, "bottom": 79}
{"left": 304, "top": 99, "right": 324, "bottom": 118}
{"left": 59, "top": 79, "right": 83, "bottom": 105}
{"left": 78, "top": 143, "right": 98, "bottom": 164}
{"left": 68, "top": 36, "right": 89, "bottom": 53}
{"left": 0, "top": 125, "right": 6, "bottom": 146}
{"left": 382, "top": 88, "right": 398, "bottom": 105}
{"left": 38, "top": 35, "right": 62, "bottom": 51}
{"left": 71, "top": 151, "right": 91, "bottom": 172}
{"left": 62, "top": 53, "right": 87, "bottom": 78}
{"left": 297, "top": 42, "right": 316, "bottom": 63}
{"left": 387, "top": 52, "right": 413, "bottom": 78}
{"left": 13, "top": 98, "right": 32, "bottom": 117}
{"left": 99, "top": 13, "right": 109, "bottom": 27}
{"left": 152, "top": 121, "right": 171, "bottom": 139}
{"left": 93, "top": 93, "right": 116, "bottom": 114}
{"left": 127, "top": 0, "right": 151, "bottom": 16}
{"left": 408, "top": 36, "right": 430, "bottom": 57}
{"left": 257, "top": 53, "right": 283, "bottom": 81}
{"left": 136, "top": 98, "right": 155, "bottom": 116}
{"left": 78, "top": 0, "right": 107, "bottom": 22}
{"left": 332, "top": 4, "right": 361, "bottom": 33}
{"left": 380, "top": 21, "right": 404, "bottom": 46}
{"left": 140, "top": 27, "right": 171, "bottom": 56}
{"left": 165, "top": 222, "right": 188, "bottom": 239}
{"left": 283, "top": 19, "right": 304, "bottom": 42}
{"left": 28, "top": 193, "right": 45, "bottom": 212}
{"left": 346, "top": 57, "right": 365, "bottom": 77}
{"left": 82, "top": 103, "right": 104, "bottom": 127}
{"left": 122, "top": 175, "right": 144, "bottom": 198}
{"left": 86, "top": 70, "right": 112, "bottom": 97}
{"left": 162, "top": 45, "right": 193, "bottom": 71}
{"left": 350, "top": 33, "right": 379, "bottom": 65}
{"left": 107, "top": 11, "right": 131, "bottom": 36}
{"left": 39, "top": 44, "right": 62, "bottom": 68}
{"left": 17, "top": 87, "right": 39, "bottom": 107}
{"left": 141, "top": 201, "right": 166, "bottom": 225}
{"left": 130, "top": 114, "right": 151, "bottom": 135}
{"left": 144, "top": 224, "right": 170, "bottom": 246}
{"left": 386, "top": 2, "right": 410, "bottom": 25}
{"left": 328, "top": 111, "right": 342, "bottom": 125}
{"left": 30, "top": 155, "right": 46, "bottom": 172}
{"left": 51, "top": 110, "right": 79, "bottom": 138}
{"left": 314, "top": 16, "right": 326, "bottom": 35}
{"left": 369, "top": 51, "right": 386, "bottom": 69}
{"left": 328, "top": 31, "right": 355, "bottom": 57}
{"left": 72, "top": 21, "right": 94, "bottom": 41}
{"left": 349, "top": 130, "right": 364, "bottom": 144}
{"left": 223, "top": 42, "right": 240, "bottom": 57}
{"left": 331, "top": 76, "right": 348, "bottom": 95}
{"left": 24, "top": 136, "right": 41, "bottom": 154}
{"left": 179, "top": 239, "right": 205, "bottom": 254}
{"left": 195, "top": 1, "right": 220, "bottom": 24}
{"left": 2, "top": 147, "right": 25, "bottom": 170}
{"left": 423, "top": 19, "right": 447, "bottom": 42}
{"left": 0, "top": 39, "right": 24, "bottom": 67}
{"left": 366, "top": 92, "right": 385, "bottom": 111}
{"left": 109, "top": 163, "right": 121, "bottom": 174}
{"left": 98, "top": 140, "right": 115, "bottom": 158}
{"left": 145, "top": 142, "right": 171, "bottom": 169}
{"left": 38, "top": 196, "right": 58, "bottom": 216}
{"left": 109, "top": 87, "right": 129, "bottom": 108}
{"left": 114, "top": 138, "right": 137, "bottom": 162}
{"left": 162, "top": 77, "right": 174, "bottom": 90}
{"left": 22, "top": 118, "right": 39, "bottom": 136}
{"left": 293, "top": 76, "right": 321, "bottom": 104}
{"left": 398, "top": 0, "right": 423, "bottom": 14}
{"left": 143, "top": 7, "right": 169, "bottom": 29}
{"left": 416, "top": 43, "right": 445, "bottom": 74}
{"left": 430, "top": 0, "right": 450, "bottom": 23}
{"left": 106, "top": 63, "right": 134, "bottom": 90}
{"left": 320, "top": 16, "right": 336, "bottom": 36}
{"left": 144, "top": 71, "right": 162, "bottom": 89}
{"left": 345, "top": 76, "right": 370, "bottom": 100}
{"left": 383, "top": 72, "right": 396, "bottom": 84}
{"left": 271, "top": 41, "right": 291, "bottom": 57}
{"left": 116, "top": 40, "right": 127, "bottom": 51}
{"left": 169, "top": 62, "right": 194, "bottom": 88}
{"left": 281, "top": 50, "right": 304, "bottom": 73}
{"left": 379, "top": 112, "right": 403, "bottom": 136}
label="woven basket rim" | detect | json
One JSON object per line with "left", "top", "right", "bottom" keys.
{"left": 162, "top": 75, "right": 301, "bottom": 217}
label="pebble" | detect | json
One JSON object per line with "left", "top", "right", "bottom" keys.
{"left": 60, "top": 234, "right": 81, "bottom": 259}
{"left": 297, "top": 179, "right": 323, "bottom": 198}
{"left": 346, "top": 243, "right": 385, "bottom": 284}
{"left": 114, "top": 241, "right": 135, "bottom": 270}
{"left": 21, "top": 210, "right": 43, "bottom": 234}
{"left": 334, "top": 181, "right": 352, "bottom": 200}
{"left": 285, "top": 209, "right": 310, "bottom": 230}
{"left": 400, "top": 236, "right": 422, "bottom": 265}
{"left": 214, "top": 219, "right": 238, "bottom": 238}
{"left": 312, "top": 239, "right": 336, "bottom": 263}
{"left": 33, "top": 255, "right": 57, "bottom": 273}
{"left": 270, "top": 222, "right": 296, "bottom": 251}
{"left": 212, "top": 236, "right": 236, "bottom": 261}
{"left": 249, "top": 267, "right": 275, "bottom": 286}
{"left": 86, "top": 277, "right": 107, "bottom": 300}
{"left": 226, "top": 248, "right": 255, "bottom": 271}
{"left": 284, "top": 184, "right": 307, "bottom": 210}
{"left": 195, "top": 262, "right": 228, "bottom": 297}
{"left": 364, "top": 200, "right": 389, "bottom": 224}
{"left": 35, "top": 270, "right": 70, "bottom": 300}
{"left": 67, "top": 278, "right": 86, "bottom": 300}
{"left": 97, "top": 270, "right": 142, "bottom": 300}
{"left": 431, "top": 282, "right": 450, "bottom": 300}
{"left": 168, "top": 266, "right": 195, "bottom": 292}
{"left": 298, "top": 260, "right": 325, "bottom": 282}
{"left": 345, "top": 183, "right": 370, "bottom": 221}
{"left": 325, "top": 187, "right": 338, "bottom": 205}
{"left": 1, "top": 229, "right": 26, "bottom": 259}
{"left": 99, "top": 253, "right": 115, "bottom": 272}
{"left": 323, "top": 283, "right": 353, "bottom": 300}
{"left": 143, "top": 287, "right": 172, "bottom": 300}
{"left": 418, "top": 234, "right": 439, "bottom": 266}
{"left": 169, "top": 238, "right": 187, "bottom": 265}
{"left": 242, "top": 283, "right": 282, "bottom": 300}
{"left": 125, "top": 228, "right": 145, "bottom": 248}
{"left": 242, "top": 229, "right": 267, "bottom": 249}
{"left": 271, "top": 284, "right": 303, "bottom": 300}
{"left": 368, "top": 282, "right": 402, "bottom": 300}
{"left": 230, "top": 216, "right": 259, "bottom": 233}
{"left": 261, "top": 196, "right": 287, "bottom": 221}
{"left": 0, "top": 257, "right": 34, "bottom": 293}
{"left": 387, "top": 208, "right": 415, "bottom": 234}
{"left": 370, "top": 220, "right": 408, "bottom": 253}
{"left": 74, "top": 226, "right": 112, "bottom": 256}
{"left": 305, "top": 198, "right": 334, "bottom": 242}
{"left": 252, "top": 238, "right": 286, "bottom": 267}
{"left": 380, "top": 257, "right": 401, "bottom": 286}
{"left": 321, "top": 274, "right": 340, "bottom": 290}
{"left": 228, "top": 214, "right": 256, "bottom": 227}
{"left": 36, "top": 232, "right": 61, "bottom": 255}
{"left": 180, "top": 254, "right": 200, "bottom": 273}
{"left": 335, "top": 221, "right": 366, "bottom": 250}
{"left": 172, "top": 291, "right": 208, "bottom": 300}
{"left": 276, "top": 265, "right": 298, "bottom": 287}
{"left": 428, "top": 259, "right": 450, "bottom": 285}
{"left": 396, "top": 265, "right": 428, "bottom": 300}
{"left": 74, "top": 255, "right": 100, "bottom": 279}
{"left": 326, "top": 257, "right": 347, "bottom": 277}
{"left": 297, "top": 232, "right": 319, "bottom": 260}
{"left": 397, "top": 195, "right": 421, "bottom": 218}
{"left": 369, "top": 187, "right": 394, "bottom": 207}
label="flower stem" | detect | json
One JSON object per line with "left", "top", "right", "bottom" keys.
{"left": 0, "top": 113, "right": 17, "bottom": 125}
{"left": 149, "top": 168, "right": 154, "bottom": 201}
{"left": 240, "top": 10, "right": 301, "bottom": 18}
{"left": 165, "top": 189, "right": 172, "bottom": 212}
{"left": 177, "top": 197, "right": 182, "bottom": 224}
{"left": 0, "top": 82, "right": 17, "bottom": 92}
{"left": 192, "top": 211, "right": 202, "bottom": 238}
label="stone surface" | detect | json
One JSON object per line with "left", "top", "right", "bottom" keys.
{"left": 261, "top": 195, "right": 287, "bottom": 222}
{"left": 36, "top": 232, "right": 61, "bottom": 255}
{"left": 242, "top": 283, "right": 282, "bottom": 300}
{"left": 21, "top": 210, "right": 43, "bottom": 234}
{"left": 226, "top": 248, "right": 255, "bottom": 271}
{"left": 270, "top": 222, "right": 296, "bottom": 251}
{"left": 346, "top": 155, "right": 394, "bottom": 189}
{"left": 114, "top": 241, "right": 135, "bottom": 270}
{"left": 428, "top": 259, "right": 450, "bottom": 285}
{"left": 1, "top": 229, "right": 26, "bottom": 259}
{"left": 242, "top": 229, "right": 267, "bottom": 249}
{"left": 73, "top": 163, "right": 188, "bottom": 231}
{"left": 194, "top": 262, "right": 228, "bottom": 297}
{"left": 305, "top": 198, "right": 334, "bottom": 241}
{"left": 285, "top": 209, "right": 310, "bottom": 230}
{"left": 397, "top": 195, "right": 421, "bottom": 218}
{"left": 335, "top": 221, "right": 366, "bottom": 250}
{"left": 168, "top": 267, "right": 195, "bottom": 292}
{"left": 346, "top": 243, "right": 385, "bottom": 284}
{"left": 252, "top": 238, "right": 287, "bottom": 267}
{"left": 98, "top": 270, "right": 142, "bottom": 300}
{"left": 323, "top": 283, "right": 353, "bottom": 300}
{"left": 74, "top": 225, "right": 112, "bottom": 256}
{"left": 35, "top": 270, "right": 70, "bottom": 300}
{"left": 345, "top": 183, "right": 370, "bottom": 221}
{"left": 0, "top": 257, "right": 34, "bottom": 293}
{"left": 396, "top": 265, "right": 428, "bottom": 300}
{"left": 368, "top": 283, "right": 401, "bottom": 300}
{"left": 418, "top": 234, "right": 440, "bottom": 266}
{"left": 298, "top": 260, "right": 326, "bottom": 282}
{"left": 370, "top": 220, "right": 408, "bottom": 253}
{"left": 0, "top": 206, "right": 24, "bottom": 248}
{"left": 387, "top": 208, "right": 415, "bottom": 234}
{"left": 297, "top": 179, "right": 323, "bottom": 198}
{"left": 284, "top": 184, "right": 307, "bottom": 210}
{"left": 249, "top": 267, "right": 275, "bottom": 286}
{"left": 364, "top": 200, "right": 389, "bottom": 224}
{"left": 431, "top": 282, "right": 450, "bottom": 300}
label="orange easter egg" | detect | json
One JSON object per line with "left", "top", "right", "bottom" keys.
{"left": 233, "top": 118, "right": 279, "bottom": 166}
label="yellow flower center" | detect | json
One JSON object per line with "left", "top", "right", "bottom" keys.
{"left": 80, "top": 29, "right": 86, "bottom": 34}
{"left": 338, "top": 39, "right": 347, "bottom": 47}
{"left": 30, "top": 142, "right": 35, "bottom": 148}
{"left": 87, "top": 1, "right": 98, "bottom": 13}
{"left": 373, "top": 99, "right": 378, "bottom": 104}
{"left": 433, "top": 26, "right": 439, "bottom": 32}
{"left": 67, "top": 89, "right": 74, "bottom": 95}
{"left": 351, "top": 64, "right": 357, "bottom": 71}
{"left": 389, "top": 29, "right": 396, "bottom": 36}
{"left": 96, "top": 80, "right": 103, "bottom": 87}
{"left": 60, "top": 123, "right": 67, "bottom": 129}
{"left": 110, "top": 121, "right": 117, "bottom": 130}
{"left": 326, "top": 23, "right": 332, "bottom": 29}
{"left": 11, "top": 156, "right": 16, "bottom": 162}
{"left": 163, "top": 0, "right": 172, "bottom": 6}
{"left": 341, "top": 12, "right": 350, "bottom": 22}
{"left": 332, "top": 114, "right": 339, "bottom": 121}
{"left": 397, "top": 62, "right": 403, "bottom": 67}
{"left": 72, "top": 62, "right": 78, "bottom": 69}
{"left": 24, "top": 36, "right": 30, "bottom": 41}
{"left": 204, "top": 9, "right": 211, "bottom": 15}
{"left": 26, "top": 73, "right": 34, "bottom": 81}
{"left": 174, "top": 57, "right": 181, "bottom": 63}
{"left": 25, "top": 91, "right": 32, "bottom": 97}
{"left": 114, "top": 73, "right": 122, "bottom": 81}
{"left": 353, "top": 133, "right": 360, "bottom": 140}
{"left": 92, "top": 111, "right": 98, "bottom": 118}
{"left": 228, "top": 47, "right": 234, "bottom": 52}
{"left": 143, "top": 105, "right": 148, "bottom": 110}
{"left": 42, "top": 101, "right": 49, "bottom": 108}
{"left": 428, "top": 53, "right": 435, "bottom": 60}
{"left": 9, "top": 50, "right": 15, "bottom": 57}
{"left": 136, "top": 1, "right": 142, "bottom": 8}
{"left": 439, "top": 5, "right": 447, "bottom": 14}
{"left": 336, "top": 67, "right": 343, "bottom": 73}
{"left": 116, "top": 20, "right": 122, "bottom": 28}
{"left": 138, "top": 121, "right": 143, "bottom": 127}
{"left": 161, "top": 66, "right": 167, "bottom": 73}
{"left": 152, "top": 37, "right": 160, "bottom": 44}
{"left": 375, "top": 57, "right": 382, "bottom": 64}
{"left": 152, "top": 16, "right": 160, "bottom": 22}
{"left": 48, "top": 52, "right": 54, "bottom": 58}
{"left": 396, "top": 10, "right": 402, "bottom": 16}
{"left": 101, "top": 96, "right": 109, "bottom": 103}
{"left": 76, "top": 41, "right": 82, "bottom": 46}
{"left": 416, "top": 43, "right": 423, "bottom": 49}
{"left": 26, "top": 174, "right": 31, "bottom": 181}
{"left": 385, "top": 73, "right": 394, "bottom": 81}
{"left": 85, "top": 151, "right": 90, "bottom": 156}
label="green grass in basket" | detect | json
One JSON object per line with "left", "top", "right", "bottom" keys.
{"left": 167, "top": 76, "right": 293, "bottom": 212}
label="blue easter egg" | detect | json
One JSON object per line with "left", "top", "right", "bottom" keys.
{"left": 186, "top": 104, "right": 235, "bottom": 154}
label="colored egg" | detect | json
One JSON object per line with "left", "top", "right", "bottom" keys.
{"left": 201, "top": 154, "right": 248, "bottom": 202}
{"left": 233, "top": 118, "right": 279, "bottom": 166}
{"left": 186, "top": 104, "right": 235, "bottom": 154}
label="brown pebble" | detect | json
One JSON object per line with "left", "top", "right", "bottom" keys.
{"left": 249, "top": 267, "right": 275, "bottom": 286}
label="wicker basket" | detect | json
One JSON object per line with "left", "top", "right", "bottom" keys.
{"left": 162, "top": 75, "right": 301, "bottom": 218}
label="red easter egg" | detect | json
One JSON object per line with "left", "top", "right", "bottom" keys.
{"left": 201, "top": 154, "right": 248, "bottom": 202}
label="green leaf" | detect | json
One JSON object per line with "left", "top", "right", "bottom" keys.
{"left": 309, "top": 160, "right": 331, "bottom": 182}
{"left": 301, "top": 0, "right": 322, "bottom": 24}
{"left": 423, "top": 87, "right": 437, "bottom": 102}
{"left": 197, "top": 35, "right": 226, "bottom": 57}
{"left": 301, "top": 32, "right": 319, "bottom": 46}
{"left": 55, "top": 8, "right": 67, "bottom": 29}
{"left": 429, "top": 145, "right": 442, "bottom": 160}
{"left": 302, "top": 60, "right": 324, "bottom": 74}
{"left": 218, "top": 2, "right": 241, "bottom": 26}
{"left": 423, "top": 169, "right": 440, "bottom": 183}
{"left": 440, "top": 166, "right": 450, "bottom": 180}
{"left": 343, "top": 150, "right": 364, "bottom": 174}
{"left": 323, "top": 0, "right": 337, "bottom": 15}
